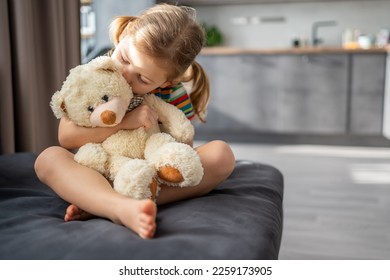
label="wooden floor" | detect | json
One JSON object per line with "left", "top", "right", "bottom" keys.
{"left": 203, "top": 141, "right": 390, "bottom": 260}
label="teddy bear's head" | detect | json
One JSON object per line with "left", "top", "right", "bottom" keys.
{"left": 51, "top": 56, "right": 133, "bottom": 127}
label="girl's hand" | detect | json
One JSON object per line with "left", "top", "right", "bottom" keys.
{"left": 119, "top": 104, "right": 158, "bottom": 130}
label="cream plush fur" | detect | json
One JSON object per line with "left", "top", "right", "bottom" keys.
{"left": 51, "top": 56, "right": 203, "bottom": 200}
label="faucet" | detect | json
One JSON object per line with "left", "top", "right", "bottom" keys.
{"left": 311, "top": 20, "right": 337, "bottom": 46}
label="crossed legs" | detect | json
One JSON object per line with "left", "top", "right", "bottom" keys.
{"left": 34, "top": 140, "right": 235, "bottom": 239}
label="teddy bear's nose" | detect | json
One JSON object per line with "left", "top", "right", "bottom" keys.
{"left": 101, "top": 110, "right": 116, "bottom": 125}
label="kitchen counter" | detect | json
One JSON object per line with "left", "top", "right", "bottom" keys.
{"left": 200, "top": 46, "right": 390, "bottom": 55}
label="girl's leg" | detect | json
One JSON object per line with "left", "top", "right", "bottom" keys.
{"left": 156, "top": 140, "right": 235, "bottom": 205}
{"left": 47, "top": 140, "right": 235, "bottom": 229}
{"left": 34, "top": 146, "right": 157, "bottom": 239}
{"left": 64, "top": 140, "right": 235, "bottom": 209}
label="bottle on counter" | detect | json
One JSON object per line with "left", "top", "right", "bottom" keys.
{"left": 342, "top": 28, "right": 360, "bottom": 49}
{"left": 357, "top": 35, "right": 372, "bottom": 49}
{"left": 291, "top": 34, "right": 308, "bottom": 48}
{"left": 376, "top": 29, "right": 389, "bottom": 48}
{"left": 291, "top": 36, "right": 300, "bottom": 48}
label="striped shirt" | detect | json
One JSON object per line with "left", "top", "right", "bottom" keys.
{"left": 150, "top": 83, "right": 196, "bottom": 121}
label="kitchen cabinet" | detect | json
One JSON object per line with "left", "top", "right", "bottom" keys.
{"left": 196, "top": 50, "right": 387, "bottom": 137}
{"left": 279, "top": 54, "right": 348, "bottom": 133}
{"left": 349, "top": 53, "right": 386, "bottom": 135}
{"left": 197, "top": 55, "right": 281, "bottom": 132}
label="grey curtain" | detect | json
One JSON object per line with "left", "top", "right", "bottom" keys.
{"left": 0, "top": 0, "right": 80, "bottom": 154}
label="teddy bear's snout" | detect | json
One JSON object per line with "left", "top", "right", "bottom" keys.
{"left": 101, "top": 110, "right": 116, "bottom": 125}
{"left": 89, "top": 96, "right": 128, "bottom": 127}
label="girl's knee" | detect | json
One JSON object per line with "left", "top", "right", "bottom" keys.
{"left": 34, "top": 146, "right": 67, "bottom": 180}
{"left": 204, "top": 140, "right": 236, "bottom": 177}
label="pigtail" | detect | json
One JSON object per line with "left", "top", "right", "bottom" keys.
{"left": 109, "top": 16, "right": 138, "bottom": 46}
{"left": 187, "top": 61, "right": 210, "bottom": 123}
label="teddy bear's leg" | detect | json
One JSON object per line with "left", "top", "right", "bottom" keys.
{"left": 106, "top": 155, "right": 131, "bottom": 181}
{"left": 144, "top": 132, "right": 177, "bottom": 156}
{"left": 144, "top": 133, "right": 184, "bottom": 183}
{"left": 145, "top": 133, "right": 204, "bottom": 187}
{"left": 74, "top": 143, "right": 109, "bottom": 175}
{"left": 154, "top": 142, "right": 204, "bottom": 187}
{"left": 112, "top": 158, "right": 159, "bottom": 200}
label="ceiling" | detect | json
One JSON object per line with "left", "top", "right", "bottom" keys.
{"left": 159, "top": 0, "right": 378, "bottom": 6}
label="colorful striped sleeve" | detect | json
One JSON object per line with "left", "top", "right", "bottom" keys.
{"left": 150, "top": 83, "right": 196, "bottom": 121}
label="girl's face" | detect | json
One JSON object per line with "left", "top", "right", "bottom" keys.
{"left": 112, "top": 37, "right": 171, "bottom": 95}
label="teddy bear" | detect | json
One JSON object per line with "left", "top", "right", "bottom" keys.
{"left": 50, "top": 56, "right": 204, "bottom": 201}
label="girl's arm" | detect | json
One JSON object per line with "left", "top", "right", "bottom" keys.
{"left": 58, "top": 104, "right": 158, "bottom": 150}
{"left": 58, "top": 118, "right": 121, "bottom": 149}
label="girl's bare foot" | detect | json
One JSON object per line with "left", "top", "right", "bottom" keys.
{"left": 115, "top": 198, "right": 157, "bottom": 239}
{"left": 65, "top": 199, "right": 157, "bottom": 239}
{"left": 65, "top": 204, "right": 94, "bottom": 222}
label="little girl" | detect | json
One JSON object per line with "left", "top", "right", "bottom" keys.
{"left": 34, "top": 3, "right": 235, "bottom": 239}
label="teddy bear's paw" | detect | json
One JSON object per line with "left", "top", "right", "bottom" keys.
{"left": 157, "top": 166, "right": 184, "bottom": 184}
{"left": 152, "top": 143, "right": 204, "bottom": 187}
{"left": 74, "top": 143, "right": 108, "bottom": 174}
{"left": 169, "top": 124, "right": 194, "bottom": 144}
{"left": 113, "top": 159, "right": 156, "bottom": 200}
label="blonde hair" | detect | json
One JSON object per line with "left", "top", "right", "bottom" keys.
{"left": 109, "top": 4, "right": 210, "bottom": 122}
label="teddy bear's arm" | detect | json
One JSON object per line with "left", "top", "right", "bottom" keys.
{"left": 143, "top": 94, "right": 194, "bottom": 144}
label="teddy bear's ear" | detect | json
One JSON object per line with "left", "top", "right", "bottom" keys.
{"left": 89, "top": 56, "right": 121, "bottom": 73}
{"left": 50, "top": 90, "right": 67, "bottom": 119}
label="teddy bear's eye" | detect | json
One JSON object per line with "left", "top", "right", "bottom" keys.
{"left": 102, "top": 95, "right": 109, "bottom": 102}
{"left": 87, "top": 106, "right": 94, "bottom": 112}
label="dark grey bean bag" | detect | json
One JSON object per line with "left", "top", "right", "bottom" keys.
{"left": 0, "top": 152, "right": 283, "bottom": 259}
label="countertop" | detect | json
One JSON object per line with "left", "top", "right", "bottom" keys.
{"left": 200, "top": 46, "right": 390, "bottom": 55}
